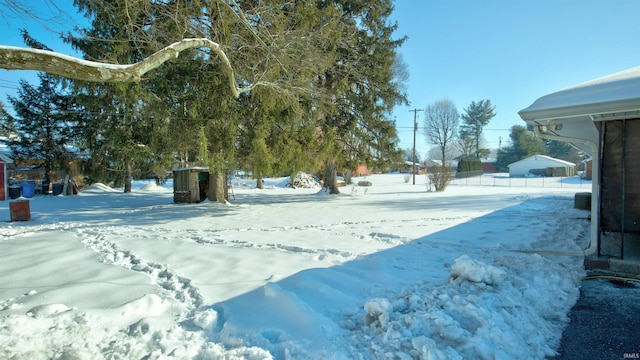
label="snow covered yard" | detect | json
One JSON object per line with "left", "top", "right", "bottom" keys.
{"left": 0, "top": 173, "right": 590, "bottom": 359}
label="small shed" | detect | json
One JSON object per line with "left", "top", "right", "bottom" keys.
{"left": 172, "top": 167, "right": 210, "bottom": 203}
{"left": 0, "top": 153, "right": 13, "bottom": 201}
{"left": 507, "top": 155, "right": 575, "bottom": 177}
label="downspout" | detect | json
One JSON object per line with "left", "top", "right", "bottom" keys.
{"left": 532, "top": 123, "right": 600, "bottom": 256}
{"left": 621, "top": 119, "right": 626, "bottom": 259}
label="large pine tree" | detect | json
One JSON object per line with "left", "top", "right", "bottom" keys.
{"left": 6, "top": 31, "right": 81, "bottom": 187}
{"left": 68, "top": 0, "right": 177, "bottom": 192}
{"left": 0, "top": 102, "right": 15, "bottom": 137}
{"left": 459, "top": 99, "right": 496, "bottom": 159}
{"left": 7, "top": 73, "right": 81, "bottom": 186}
{"left": 56, "top": 0, "right": 405, "bottom": 198}
{"left": 315, "top": 0, "right": 407, "bottom": 193}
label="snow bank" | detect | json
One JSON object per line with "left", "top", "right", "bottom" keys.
{"left": 450, "top": 255, "right": 505, "bottom": 285}
{"left": 286, "top": 171, "right": 321, "bottom": 189}
{"left": 348, "top": 254, "right": 583, "bottom": 359}
{"left": 0, "top": 293, "right": 271, "bottom": 359}
{"left": 81, "top": 182, "right": 120, "bottom": 193}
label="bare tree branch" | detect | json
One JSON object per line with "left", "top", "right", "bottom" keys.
{"left": 0, "top": 38, "right": 267, "bottom": 98}
{"left": 424, "top": 98, "right": 460, "bottom": 167}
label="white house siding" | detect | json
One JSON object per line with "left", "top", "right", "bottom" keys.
{"left": 508, "top": 155, "right": 575, "bottom": 177}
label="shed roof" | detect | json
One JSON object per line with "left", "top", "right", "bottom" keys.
{"left": 507, "top": 155, "right": 575, "bottom": 168}
{"left": 0, "top": 153, "right": 12, "bottom": 163}
{"left": 519, "top": 66, "right": 640, "bottom": 121}
{"left": 0, "top": 139, "right": 13, "bottom": 163}
{"left": 0, "top": 149, "right": 13, "bottom": 164}
{"left": 172, "top": 166, "right": 209, "bottom": 172}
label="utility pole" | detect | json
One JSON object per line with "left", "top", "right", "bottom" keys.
{"left": 410, "top": 108, "right": 423, "bottom": 185}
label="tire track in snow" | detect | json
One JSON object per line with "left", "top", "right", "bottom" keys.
{"left": 76, "top": 228, "right": 204, "bottom": 318}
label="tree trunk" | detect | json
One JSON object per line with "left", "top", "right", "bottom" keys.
{"left": 208, "top": 169, "right": 227, "bottom": 204}
{"left": 43, "top": 162, "right": 51, "bottom": 191}
{"left": 124, "top": 160, "right": 132, "bottom": 193}
{"left": 323, "top": 159, "right": 340, "bottom": 194}
{"left": 256, "top": 176, "right": 263, "bottom": 189}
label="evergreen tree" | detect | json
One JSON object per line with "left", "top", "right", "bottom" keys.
{"left": 456, "top": 130, "right": 476, "bottom": 160}
{"left": 546, "top": 139, "right": 582, "bottom": 164}
{"left": 68, "top": 0, "right": 171, "bottom": 192}
{"left": 2, "top": 30, "right": 83, "bottom": 186}
{"left": 315, "top": 0, "right": 407, "bottom": 193}
{"left": 236, "top": 86, "right": 314, "bottom": 189}
{"left": 7, "top": 73, "right": 81, "bottom": 185}
{"left": 57, "top": 0, "right": 405, "bottom": 199}
{"left": 0, "top": 102, "right": 16, "bottom": 137}
{"left": 142, "top": 0, "right": 340, "bottom": 200}
{"left": 459, "top": 99, "right": 495, "bottom": 159}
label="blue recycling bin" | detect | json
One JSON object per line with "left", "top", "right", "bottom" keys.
{"left": 21, "top": 181, "right": 35, "bottom": 198}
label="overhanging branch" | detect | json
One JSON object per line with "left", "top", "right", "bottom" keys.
{"left": 0, "top": 38, "right": 265, "bottom": 98}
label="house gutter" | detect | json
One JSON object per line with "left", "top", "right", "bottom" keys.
{"left": 527, "top": 122, "right": 599, "bottom": 257}
{"left": 518, "top": 98, "right": 640, "bottom": 123}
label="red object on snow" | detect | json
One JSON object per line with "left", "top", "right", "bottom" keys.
{"left": 10, "top": 200, "right": 31, "bottom": 221}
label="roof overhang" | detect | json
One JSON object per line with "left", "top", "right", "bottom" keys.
{"left": 519, "top": 66, "right": 640, "bottom": 123}
{"left": 518, "top": 66, "right": 640, "bottom": 156}
{"left": 517, "top": 67, "right": 640, "bottom": 258}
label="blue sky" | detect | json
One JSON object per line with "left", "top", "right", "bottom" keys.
{"left": 0, "top": 1, "right": 82, "bottom": 109}
{"left": 1, "top": 1, "right": 639, "bottom": 158}
{"left": 390, "top": 0, "right": 640, "bottom": 157}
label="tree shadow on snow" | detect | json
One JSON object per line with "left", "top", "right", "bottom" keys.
{"left": 203, "top": 195, "right": 590, "bottom": 357}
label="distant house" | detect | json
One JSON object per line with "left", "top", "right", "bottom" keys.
{"left": 403, "top": 160, "right": 425, "bottom": 174}
{"left": 481, "top": 161, "right": 497, "bottom": 173}
{"left": 352, "top": 163, "right": 370, "bottom": 177}
{"left": 426, "top": 159, "right": 458, "bottom": 169}
{"left": 519, "top": 66, "right": 640, "bottom": 263}
{"left": 507, "top": 155, "right": 576, "bottom": 177}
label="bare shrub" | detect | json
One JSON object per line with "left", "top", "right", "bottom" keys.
{"left": 427, "top": 167, "right": 453, "bottom": 191}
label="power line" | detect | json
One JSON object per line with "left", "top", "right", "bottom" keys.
{"left": 0, "top": 79, "right": 20, "bottom": 93}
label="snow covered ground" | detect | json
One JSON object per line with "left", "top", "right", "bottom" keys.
{"left": 0, "top": 173, "right": 591, "bottom": 359}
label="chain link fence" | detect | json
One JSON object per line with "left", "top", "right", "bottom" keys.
{"left": 450, "top": 172, "right": 591, "bottom": 189}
